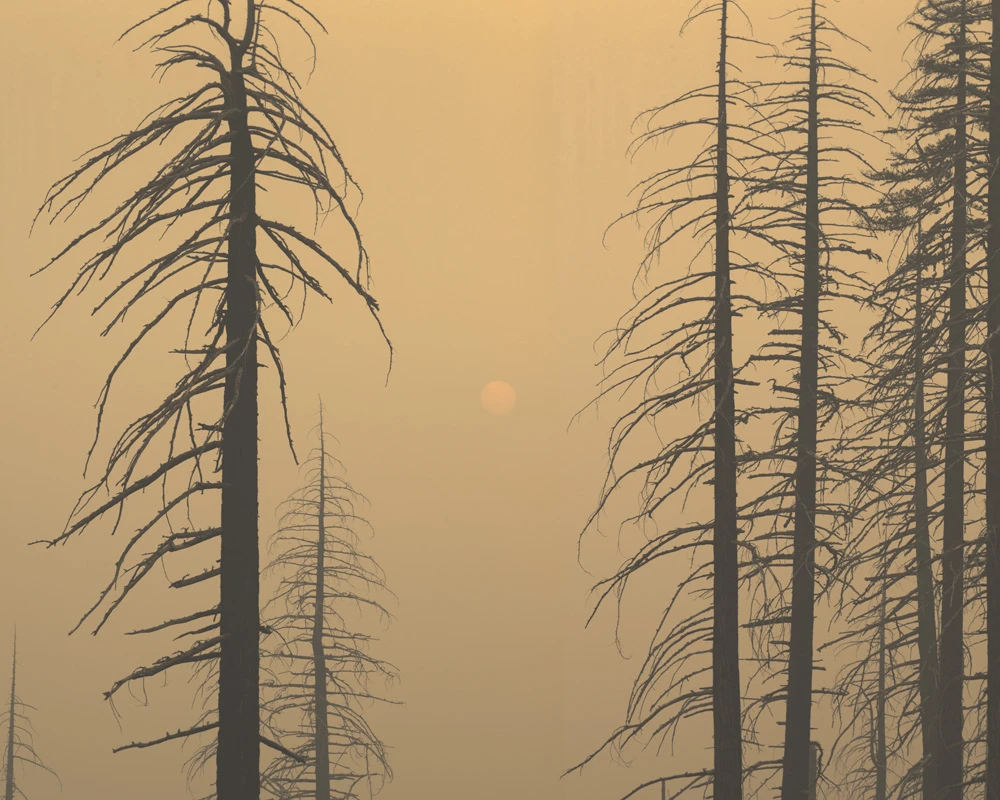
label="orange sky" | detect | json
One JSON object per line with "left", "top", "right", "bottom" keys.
{"left": 0, "top": 2, "right": 915, "bottom": 800}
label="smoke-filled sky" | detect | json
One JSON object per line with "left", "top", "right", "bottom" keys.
{"left": 0, "top": 2, "right": 915, "bottom": 800}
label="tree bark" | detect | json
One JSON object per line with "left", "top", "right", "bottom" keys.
{"left": 781, "top": 4, "right": 820, "bottom": 799}
{"left": 940, "top": 8, "right": 968, "bottom": 800}
{"left": 313, "top": 406, "right": 331, "bottom": 800}
{"left": 712, "top": 2, "right": 743, "bottom": 798}
{"left": 807, "top": 743, "right": 821, "bottom": 800}
{"left": 218, "top": 7, "right": 261, "bottom": 799}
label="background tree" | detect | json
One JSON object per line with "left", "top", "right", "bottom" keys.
{"left": 833, "top": 3, "right": 991, "bottom": 798}
{"left": 260, "top": 403, "right": 397, "bottom": 800}
{"left": 843, "top": 210, "right": 945, "bottom": 800}
{"left": 31, "top": 3, "right": 389, "bottom": 800}
{"left": 1, "top": 635, "right": 58, "bottom": 800}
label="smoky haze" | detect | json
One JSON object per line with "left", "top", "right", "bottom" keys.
{"left": 0, "top": 2, "right": 912, "bottom": 800}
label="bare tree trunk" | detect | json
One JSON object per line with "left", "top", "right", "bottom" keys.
{"left": 807, "top": 743, "right": 821, "bottom": 800}
{"left": 218, "top": 7, "right": 261, "bottom": 799}
{"left": 34, "top": 2, "right": 388, "bottom": 789}
{"left": 713, "top": 2, "right": 743, "bottom": 797}
{"left": 313, "top": 406, "right": 331, "bottom": 800}
{"left": 5, "top": 637, "right": 14, "bottom": 800}
{"left": 940, "top": 8, "right": 968, "bottom": 800}
{"left": 913, "top": 235, "right": 941, "bottom": 800}
{"left": 781, "top": 4, "right": 820, "bottom": 799}
{"left": 985, "top": 0, "right": 1000, "bottom": 798}
{"left": 877, "top": 587, "right": 888, "bottom": 800}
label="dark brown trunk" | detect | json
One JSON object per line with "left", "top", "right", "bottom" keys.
{"left": 712, "top": 2, "right": 743, "bottom": 798}
{"left": 985, "top": 1, "right": 1000, "bottom": 798}
{"left": 940, "top": 9, "right": 968, "bottom": 800}
{"left": 807, "top": 743, "right": 820, "bottom": 800}
{"left": 314, "top": 406, "right": 331, "bottom": 800}
{"left": 913, "top": 233, "right": 941, "bottom": 800}
{"left": 780, "top": 4, "right": 820, "bottom": 799}
{"left": 218, "top": 6, "right": 261, "bottom": 799}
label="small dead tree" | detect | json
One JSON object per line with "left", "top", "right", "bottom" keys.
{"left": 260, "top": 403, "right": 397, "bottom": 800}
{"left": 30, "top": 4, "right": 389, "bottom": 800}
{"left": 183, "top": 404, "right": 397, "bottom": 800}
{"left": 1, "top": 635, "right": 58, "bottom": 800}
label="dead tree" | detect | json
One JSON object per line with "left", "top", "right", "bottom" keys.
{"left": 849, "top": 229, "right": 943, "bottom": 800}
{"left": 876, "top": 4, "right": 988, "bottom": 798}
{"left": 183, "top": 404, "right": 397, "bottom": 800}
{"left": 260, "top": 403, "right": 397, "bottom": 800}
{"left": 827, "top": 147, "right": 948, "bottom": 800}
{"left": 838, "top": 97, "right": 954, "bottom": 800}
{"left": 725, "top": 4, "right": 881, "bottom": 797}
{"left": 566, "top": 2, "right": 772, "bottom": 797}
{"left": 1, "top": 635, "right": 58, "bottom": 800}
{"left": 830, "top": 2, "right": 991, "bottom": 797}
{"left": 30, "top": 4, "right": 389, "bottom": 800}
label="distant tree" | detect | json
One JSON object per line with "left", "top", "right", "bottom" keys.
{"left": 260, "top": 403, "right": 397, "bottom": 800}
{"left": 843, "top": 215, "right": 944, "bottom": 800}
{"left": 840, "top": 3, "right": 991, "bottom": 799}
{"left": 31, "top": 4, "right": 389, "bottom": 800}
{"left": 836, "top": 167, "right": 953, "bottom": 800}
{"left": 1, "top": 635, "right": 58, "bottom": 800}
{"left": 184, "top": 404, "right": 397, "bottom": 800}
{"left": 826, "top": 552, "right": 905, "bottom": 800}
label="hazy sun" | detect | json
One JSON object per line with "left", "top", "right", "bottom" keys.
{"left": 480, "top": 380, "right": 517, "bottom": 416}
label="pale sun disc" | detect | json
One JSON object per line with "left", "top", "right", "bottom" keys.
{"left": 481, "top": 380, "right": 517, "bottom": 416}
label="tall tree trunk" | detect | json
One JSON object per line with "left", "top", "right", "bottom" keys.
{"left": 877, "top": 586, "right": 888, "bottom": 800}
{"left": 218, "top": 6, "right": 261, "bottom": 799}
{"left": 313, "top": 406, "right": 331, "bottom": 800}
{"left": 5, "top": 636, "right": 14, "bottom": 800}
{"left": 913, "top": 233, "right": 941, "bottom": 800}
{"left": 808, "top": 743, "right": 821, "bottom": 800}
{"left": 940, "top": 9, "right": 968, "bottom": 800}
{"left": 984, "top": 1, "right": 1000, "bottom": 799}
{"left": 712, "top": 2, "right": 743, "bottom": 797}
{"left": 781, "top": 4, "right": 820, "bottom": 799}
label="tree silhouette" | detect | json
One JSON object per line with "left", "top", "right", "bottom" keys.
{"left": 843, "top": 3, "right": 991, "bottom": 798}
{"left": 848, "top": 160, "right": 950, "bottom": 800}
{"left": 30, "top": 3, "right": 389, "bottom": 800}
{"left": 260, "top": 403, "right": 397, "bottom": 800}
{"left": 723, "top": 3, "right": 881, "bottom": 796}
{"left": 1, "top": 635, "right": 58, "bottom": 800}
{"left": 567, "top": 1, "right": 774, "bottom": 797}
